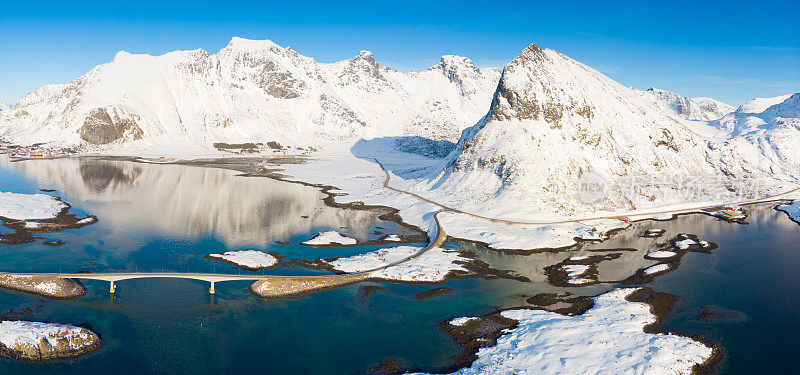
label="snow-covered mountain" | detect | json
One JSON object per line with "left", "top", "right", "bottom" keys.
{"left": 691, "top": 96, "right": 736, "bottom": 119}
{"left": 0, "top": 37, "right": 499, "bottom": 153}
{"left": 394, "top": 44, "right": 799, "bottom": 219}
{"left": 706, "top": 93, "right": 800, "bottom": 178}
{"left": 3, "top": 37, "right": 797, "bottom": 218}
{"left": 0, "top": 102, "right": 10, "bottom": 111}
{"left": 642, "top": 87, "right": 733, "bottom": 121}
{"left": 713, "top": 93, "right": 798, "bottom": 136}
{"left": 736, "top": 93, "right": 793, "bottom": 114}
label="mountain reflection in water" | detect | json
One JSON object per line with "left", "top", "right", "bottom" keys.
{"left": 4, "top": 158, "right": 381, "bottom": 247}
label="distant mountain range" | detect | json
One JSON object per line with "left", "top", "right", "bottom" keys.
{"left": 1, "top": 37, "right": 797, "bottom": 217}
{"left": 643, "top": 87, "right": 735, "bottom": 121}
{"left": 0, "top": 37, "right": 500, "bottom": 152}
{"left": 391, "top": 44, "right": 799, "bottom": 217}
{"left": 0, "top": 37, "right": 756, "bottom": 154}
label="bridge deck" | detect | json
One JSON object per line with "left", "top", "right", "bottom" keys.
{"left": 7, "top": 272, "right": 342, "bottom": 282}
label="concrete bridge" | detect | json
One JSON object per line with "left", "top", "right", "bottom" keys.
{"left": 2, "top": 161, "right": 457, "bottom": 299}
{"left": 9, "top": 272, "right": 273, "bottom": 294}
{"left": 2, "top": 208, "right": 446, "bottom": 299}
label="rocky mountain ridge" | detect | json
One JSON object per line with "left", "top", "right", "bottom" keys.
{"left": 394, "top": 43, "right": 799, "bottom": 218}
{"left": 643, "top": 87, "right": 734, "bottom": 121}
{"left": 0, "top": 37, "right": 500, "bottom": 153}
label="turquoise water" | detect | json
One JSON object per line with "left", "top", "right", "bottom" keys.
{"left": 0, "top": 157, "right": 522, "bottom": 374}
{"left": 1, "top": 157, "right": 799, "bottom": 373}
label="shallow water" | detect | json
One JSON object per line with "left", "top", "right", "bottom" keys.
{"left": 1, "top": 157, "right": 799, "bottom": 373}
{"left": 464, "top": 204, "right": 800, "bottom": 374}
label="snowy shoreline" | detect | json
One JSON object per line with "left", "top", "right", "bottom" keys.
{"left": 410, "top": 288, "right": 717, "bottom": 375}
{"left": 300, "top": 231, "right": 358, "bottom": 246}
{"left": 205, "top": 250, "right": 282, "bottom": 270}
{"left": 0, "top": 274, "right": 85, "bottom": 299}
{"left": 0, "top": 320, "right": 100, "bottom": 360}
{"left": 0, "top": 192, "right": 67, "bottom": 220}
{"left": 777, "top": 201, "right": 800, "bottom": 224}
{"left": 262, "top": 153, "right": 798, "bottom": 254}
{"left": 0, "top": 190, "right": 98, "bottom": 245}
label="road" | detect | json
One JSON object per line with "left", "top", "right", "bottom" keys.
{"left": 5, "top": 157, "right": 797, "bottom": 297}
{"left": 373, "top": 158, "right": 800, "bottom": 225}
{"left": 1, "top": 203, "right": 447, "bottom": 297}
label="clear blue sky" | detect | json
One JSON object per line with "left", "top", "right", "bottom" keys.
{"left": 1, "top": 0, "right": 798, "bottom": 106}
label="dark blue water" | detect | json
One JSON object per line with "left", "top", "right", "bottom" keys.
{"left": 1, "top": 157, "right": 799, "bottom": 374}
{"left": 0, "top": 157, "right": 523, "bottom": 374}
{"left": 647, "top": 204, "right": 800, "bottom": 374}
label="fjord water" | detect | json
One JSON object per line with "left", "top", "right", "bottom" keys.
{"left": 0, "top": 157, "right": 514, "bottom": 374}
{"left": 648, "top": 204, "right": 800, "bottom": 374}
{"left": 1, "top": 157, "right": 798, "bottom": 374}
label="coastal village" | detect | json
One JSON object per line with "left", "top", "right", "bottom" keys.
{"left": 0, "top": 141, "right": 77, "bottom": 160}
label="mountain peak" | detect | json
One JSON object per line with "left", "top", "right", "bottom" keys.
{"left": 223, "top": 37, "right": 283, "bottom": 53}
{"left": 434, "top": 55, "right": 479, "bottom": 73}
{"left": 347, "top": 50, "right": 379, "bottom": 73}
{"left": 438, "top": 55, "right": 477, "bottom": 67}
{"left": 112, "top": 50, "right": 133, "bottom": 62}
{"left": 1, "top": 37, "right": 501, "bottom": 151}
{"left": 521, "top": 43, "right": 544, "bottom": 55}
{"left": 737, "top": 93, "right": 794, "bottom": 114}
{"left": 762, "top": 92, "right": 800, "bottom": 118}
{"left": 505, "top": 43, "right": 550, "bottom": 70}
{"left": 354, "top": 50, "right": 377, "bottom": 66}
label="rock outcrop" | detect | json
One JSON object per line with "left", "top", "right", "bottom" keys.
{"left": 79, "top": 107, "right": 144, "bottom": 144}
{"left": 0, "top": 274, "right": 85, "bottom": 299}
{"left": 0, "top": 320, "right": 100, "bottom": 360}
{"left": 0, "top": 37, "right": 500, "bottom": 152}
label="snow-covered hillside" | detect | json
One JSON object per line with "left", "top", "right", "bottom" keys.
{"left": 391, "top": 44, "right": 800, "bottom": 219}
{"left": 706, "top": 93, "right": 800, "bottom": 179}
{"left": 692, "top": 96, "right": 736, "bottom": 119}
{"left": 0, "top": 103, "right": 10, "bottom": 111}
{"left": 0, "top": 37, "right": 499, "bottom": 153}
{"left": 736, "top": 93, "right": 793, "bottom": 113}
{"left": 643, "top": 87, "right": 734, "bottom": 121}
{"left": 3, "top": 37, "right": 798, "bottom": 220}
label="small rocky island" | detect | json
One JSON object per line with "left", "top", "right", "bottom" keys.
{"left": 0, "top": 273, "right": 85, "bottom": 299}
{"left": 0, "top": 320, "right": 100, "bottom": 360}
{"left": 0, "top": 191, "right": 98, "bottom": 245}
{"left": 300, "top": 231, "right": 357, "bottom": 246}
{"left": 205, "top": 250, "right": 282, "bottom": 270}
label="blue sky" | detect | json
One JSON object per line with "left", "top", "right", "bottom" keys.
{"left": 1, "top": 0, "right": 798, "bottom": 106}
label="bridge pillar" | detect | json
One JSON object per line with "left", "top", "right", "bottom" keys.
{"left": 209, "top": 281, "right": 215, "bottom": 295}
{"left": 109, "top": 281, "right": 116, "bottom": 294}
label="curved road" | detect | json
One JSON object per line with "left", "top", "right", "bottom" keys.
{"left": 5, "top": 157, "right": 798, "bottom": 297}
{"left": 373, "top": 158, "right": 800, "bottom": 225}
{"left": 2, "top": 209, "right": 447, "bottom": 297}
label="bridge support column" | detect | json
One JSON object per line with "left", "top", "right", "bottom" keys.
{"left": 109, "top": 281, "right": 116, "bottom": 294}
{"left": 209, "top": 281, "right": 215, "bottom": 295}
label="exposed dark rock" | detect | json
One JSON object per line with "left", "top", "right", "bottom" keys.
{"left": 414, "top": 287, "right": 455, "bottom": 301}
{"left": 79, "top": 108, "right": 144, "bottom": 145}
{"left": 0, "top": 320, "right": 100, "bottom": 360}
{"left": 359, "top": 285, "right": 390, "bottom": 299}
